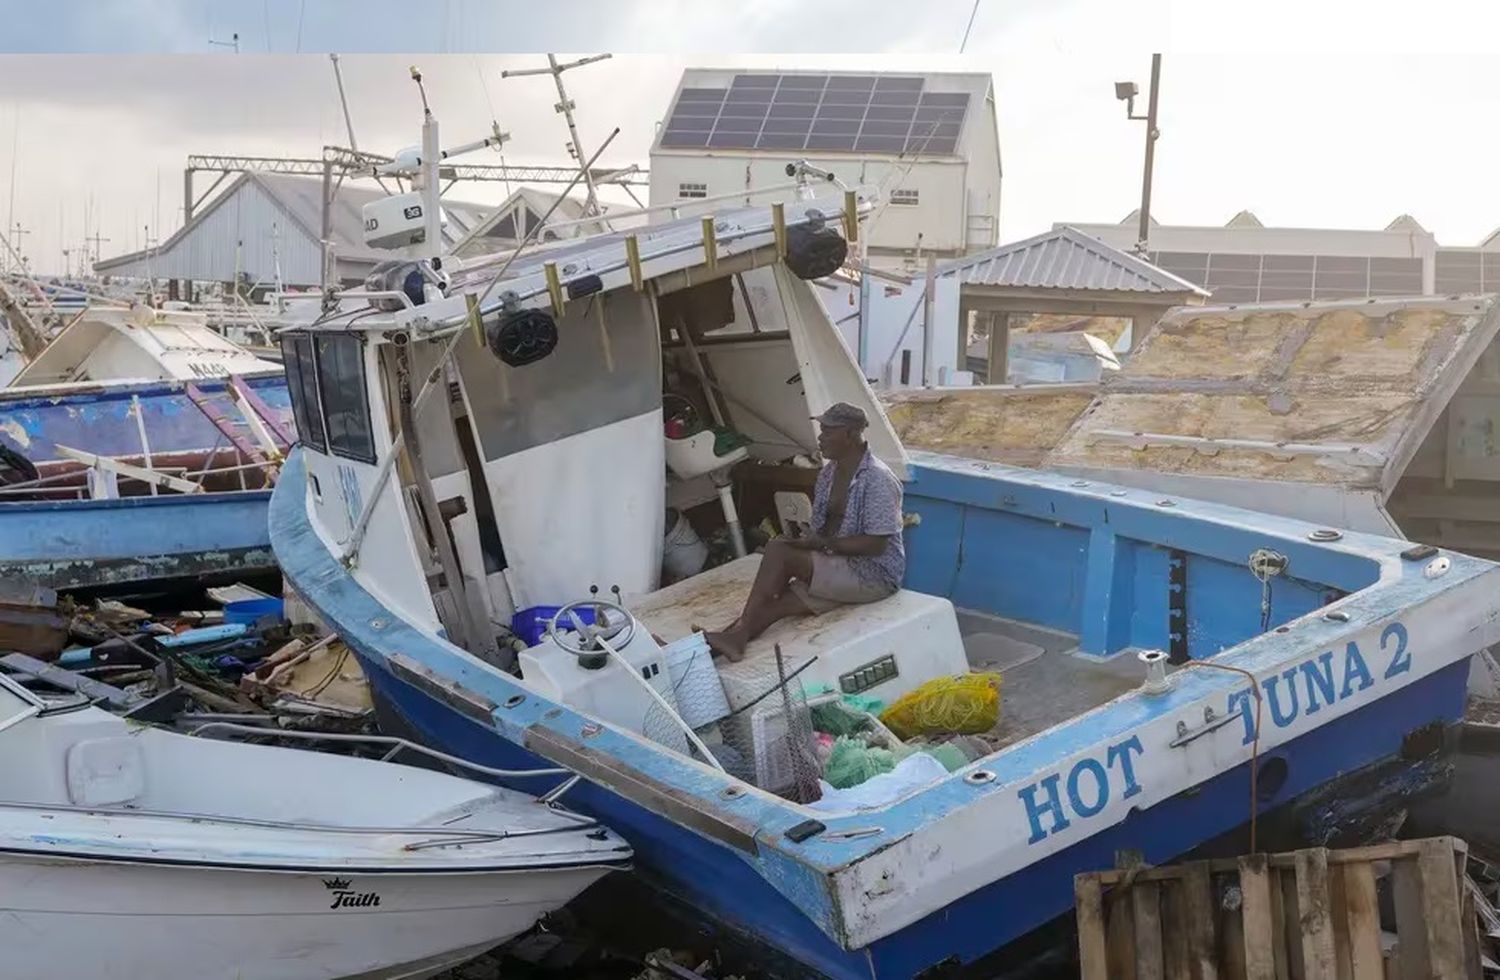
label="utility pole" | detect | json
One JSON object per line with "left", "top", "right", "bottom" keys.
{"left": 85, "top": 230, "right": 110, "bottom": 274}
{"left": 1115, "top": 53, "right": 1162, "bottom": 255}
{"left": 502, "top": 54, "right": 611, "bottom": 217}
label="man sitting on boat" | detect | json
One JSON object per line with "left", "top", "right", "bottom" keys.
{"left": 705, "top": 402, "right": 905, "bottom": 662}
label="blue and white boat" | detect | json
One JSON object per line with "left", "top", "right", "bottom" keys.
{"left": 266, "top": 114, "right": 1500, "bottom": 977}
{"left": 0, "top": 305, "right": 291, "bottom": 591}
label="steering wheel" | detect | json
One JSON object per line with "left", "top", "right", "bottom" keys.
{"left": 545, "top": 599, "right": 637, "bottom": 658}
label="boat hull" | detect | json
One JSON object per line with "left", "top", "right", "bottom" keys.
{"left": 0, "top": 851, "right": 611, "bottom": 980}
{"left": 0, "top": 490, "right": 274, "bottom": 590}
{"left": 359, "top": 645, "right": 1468, "bottom": 980}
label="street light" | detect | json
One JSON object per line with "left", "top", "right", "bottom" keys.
{"left": 1116, "top": 54, "right": 1161, "bottom": 255}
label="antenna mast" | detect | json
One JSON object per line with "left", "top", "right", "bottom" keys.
{"left": 502, "top": 53, "right": 611, "bottom": 217}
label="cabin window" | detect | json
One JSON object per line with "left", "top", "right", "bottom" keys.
{"left": 890, "top": 188, "right": 919, "bottom": 206}
{"left": 678, "top": 182, "right": 708, "bottom": 199}
{"left": 279, "top": 332, "right": 327, "bottom": 453}
{"left": 314, "top": 334, "right": 376, "bottom": 464}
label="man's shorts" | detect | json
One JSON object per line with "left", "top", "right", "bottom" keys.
{"left": 788, "top": 551, "right": 898, "bottom": 614}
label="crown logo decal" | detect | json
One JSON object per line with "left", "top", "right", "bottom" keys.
{"left": 322, "top": 877, "right": 352, "bottom": 891}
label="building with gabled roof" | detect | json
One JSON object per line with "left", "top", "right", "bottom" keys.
{"left": 95, "top": 172, "right": 489, "bottom": 289}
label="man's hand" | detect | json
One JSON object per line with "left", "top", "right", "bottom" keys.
{"left": 785, "top": 535, "right": 827, "bottom": 551}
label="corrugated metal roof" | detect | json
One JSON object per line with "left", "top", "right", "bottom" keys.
{"left": 97, "top": 174, "right": 490, "bottom": 283}
{"left": 941, "top": 225, "right": 1211, "bottom": 296}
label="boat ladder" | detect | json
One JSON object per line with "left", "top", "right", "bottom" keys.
{"left": 185, "top": 378, "right": 288, "bottom": 484}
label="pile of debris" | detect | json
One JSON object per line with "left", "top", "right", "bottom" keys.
{"left": 0, "top": 581, "right": 370, "bottom": 735}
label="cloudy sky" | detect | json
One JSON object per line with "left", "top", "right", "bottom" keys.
{"left": 5, "top": 0, "right": 1500, "bottom": 274}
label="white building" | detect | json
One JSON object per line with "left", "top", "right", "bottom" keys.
{"left": 1061, "top": 210, "right": 1473, "bottom": 303}
{"left": 451, "top": 186, "right": 605, "bottom": 259}
{"left": 95, "top": 173, "right": 489, "bottom": 290}
{"left": 649, "top": 69, "right": 1001, "bottom": 271}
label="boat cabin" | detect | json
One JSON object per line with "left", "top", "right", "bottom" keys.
{"left": 279, "top": 189, "right": 987, "bottom": 765}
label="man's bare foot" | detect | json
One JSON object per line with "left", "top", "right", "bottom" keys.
{"left": 704, "top": 628, "right": 749, "bottom": 662}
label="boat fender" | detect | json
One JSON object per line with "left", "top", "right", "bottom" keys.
{"left": 486, "top": 307, "right": 559, "bottom": 367}
{"left": 784, "top": 211, "right": 848, "bottom": 280}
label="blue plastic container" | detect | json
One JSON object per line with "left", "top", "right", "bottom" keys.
{"left": 511, "top": 605, "right": 595, "bottom": 648}
{"left": 223, "top": 597, "right": 286, "bottom": 627}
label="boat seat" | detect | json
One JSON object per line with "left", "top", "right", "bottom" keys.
{"left": 66, "top": 736, "right": 146, "bottom": 807}
{"left": 630, "top": 555, "right": 969, "bottom": 713}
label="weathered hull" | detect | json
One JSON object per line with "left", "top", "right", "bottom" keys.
{"left": 0, "top": 852, "right": 610, "bottom": 980}
{"left": 0, "top": 491, "right": 274, "bottom": 590}
{"left": 273, "top": 449, "right": 1500, "bottom": 979}
{"left": 0, "top": 372, "right": 292, "bottom": 469}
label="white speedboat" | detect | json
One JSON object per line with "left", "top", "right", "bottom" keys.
{"left": 0, "top": 675, "right": 630, "bottom": 980}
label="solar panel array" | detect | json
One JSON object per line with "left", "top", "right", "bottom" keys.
{"left": 660, "top": 74, "right": 970, "bottom": 156}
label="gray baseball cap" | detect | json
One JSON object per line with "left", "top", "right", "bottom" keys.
{"left": 813, "top": 402, "right": 868, "bottom": 429}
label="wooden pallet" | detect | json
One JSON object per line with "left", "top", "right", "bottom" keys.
{"left": 1075, "top": 837, "right": 1483, "bottom": 980}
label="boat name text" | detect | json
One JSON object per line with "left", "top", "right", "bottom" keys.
{"left": 1016, "top": 621, "right": 1412, "bottom": 845}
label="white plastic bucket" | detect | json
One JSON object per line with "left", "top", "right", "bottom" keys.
{"left": 663, "top": 632, "right": 732, "bottom": 729}
{"left": 662, "top": 509, "right": 709, "bottom": 581}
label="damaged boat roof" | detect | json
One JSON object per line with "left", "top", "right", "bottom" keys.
{"left": 888, "top": 294, "right": 1500, "bottom": 531}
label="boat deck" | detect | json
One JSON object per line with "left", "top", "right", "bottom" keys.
{"left": 956, "top": 609, "right": 1143, "bottom": 750}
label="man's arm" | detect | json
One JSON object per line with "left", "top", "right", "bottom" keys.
{"left": 784, "top": 532, "right": 890, "bottom": 555}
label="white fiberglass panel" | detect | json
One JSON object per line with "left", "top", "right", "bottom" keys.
{"left": 482, "top": 410, "right": 665, "bottom": 611}
{"left": 775, "top": 265, "right": 909, "bottom": 478}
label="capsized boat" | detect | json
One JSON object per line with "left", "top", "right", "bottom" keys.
{"left": 0, "top": 673, "right": 630, "bottom": 980}
{"left": 885, "top": 292, "right": 1500, "bottom": 561}
{"left": 267, "top": 113, "right": 1500, "bottom": 976}
{"left": 0, "top": 304, "right": 293, "bottom": 590}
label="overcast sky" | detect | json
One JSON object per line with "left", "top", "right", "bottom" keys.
{"left": 6, "top": 0, "right": 1500, "bottom": 274}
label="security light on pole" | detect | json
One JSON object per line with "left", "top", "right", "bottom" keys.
{"left": 1116, "top": 55, "right": 1161, "bottom": 255}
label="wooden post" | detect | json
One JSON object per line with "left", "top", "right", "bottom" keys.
{"left": 1075, "top": 875, "right": 1109, "bottom": 980}
{"left": 1295, "top": 848, "right": 1337, "bottom": 980}
{"left": 1239, "top": 855, "right": 1277, "bottom": 980}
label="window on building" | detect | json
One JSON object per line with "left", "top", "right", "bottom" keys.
{"left": 279, "top": 332, "right": 326, "bottom": 453}
{"left": 483, "top": 212, "right": 518, "bottom": 240}
{"left": 678, "top": 182, "right": 708, "bottom": 199}
{"left": 890, "top": 188, "right": 920, "bottom": 206}
{"left": 313, "top": 334, "right": 376, "bottom": 464}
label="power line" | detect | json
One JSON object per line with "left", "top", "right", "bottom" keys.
{"left": 959, "top": 0, "right": 982, "bottom": 53}
{"left": 295, "top": 0, "right": 306, "bottom": 52}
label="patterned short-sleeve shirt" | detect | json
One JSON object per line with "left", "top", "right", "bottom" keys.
{"left": 811, "top": 448, "right": 906, "bottom": 588}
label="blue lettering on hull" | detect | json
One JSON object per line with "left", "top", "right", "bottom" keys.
{"left": 1018, "top": 622, "right": 1412, "bottom": 844}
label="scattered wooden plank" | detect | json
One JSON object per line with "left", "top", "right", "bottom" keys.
{"left": 53, "top": 444, "right": 203, "bottom": 494}
{"left": 1075, "top": 875, "right": 1109, "bottom": 980}
{"left": 1134, "top": 881, "right": 1166, "bottom": 980}
{"left": 1272, "top": 867, "right": 1294, "bottom": 980}
{"left": 1295, "top": 848, "right": 1337, "bottom": 980}
{"left": 1392, "top": 857, "right": 1430, "bottom": 978}
{"left": 1240, "top": 855, "right": 1277, "bottom": 980}
{"left": 1162, "top": 880, "right": 1190, "bottom": 980}
{"left": 1415, "top": 838, "right": 1466, "bottom": 980}
{"left": 1181, "top": 861, "right": 1219, "bottom": 980}
{"left": 1107, "top": 886, "right": 1139, "bottom": 980}
{"left": 1074, "top": 839, "right": 1475, "bottom": 980}
{"left": 1328, "top": 863, "right": 1354, "bottom": 980}
{"left": 0, "top": 651, "right": 132, "bottom": 708}
{"left": 1344, "top": 862, "right": 1384, "bottom": 980}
